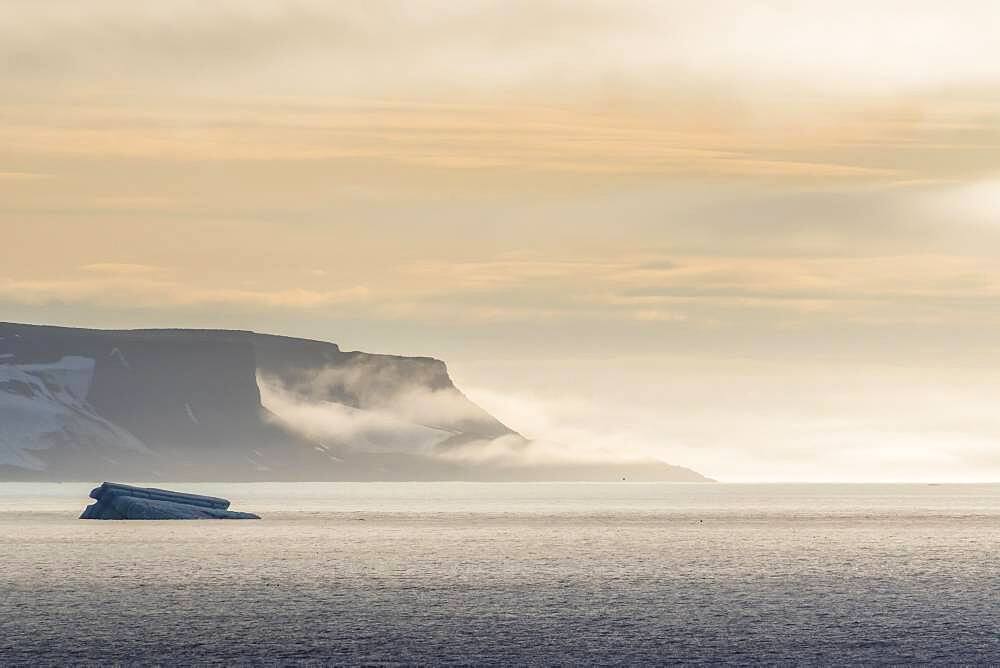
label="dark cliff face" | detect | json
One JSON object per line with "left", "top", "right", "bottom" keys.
{"left": 2, "top": 325, "right": 274, "bottom": 447}
{"left": 0, "top": 322, "right": 710, "bottom": 482}
{"left": 90, "top": 334, "right": 264, "bottom": 451}
{"left": 0, "top": 324, "right": 312, "bottom": 480}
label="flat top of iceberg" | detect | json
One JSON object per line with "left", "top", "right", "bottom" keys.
{"left": 91, "top": 482, "right": 230, "bottom": 508}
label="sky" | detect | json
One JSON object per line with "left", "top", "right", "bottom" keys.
{"left": 3, "top": 0, "right": 1000, "bottom": 481}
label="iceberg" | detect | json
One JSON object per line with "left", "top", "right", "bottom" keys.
{"left": 80, "top": 482, "right": 260, "bottom": 520}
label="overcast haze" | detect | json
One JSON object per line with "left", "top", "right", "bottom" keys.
{"left": 3, "top": 1, "right": 1000, "bottom": 480}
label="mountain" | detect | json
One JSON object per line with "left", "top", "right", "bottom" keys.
{"left": 0, "top": 322, "right": 711, "bottom": 482}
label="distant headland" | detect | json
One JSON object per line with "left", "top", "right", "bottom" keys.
{"left": 0, "top": 322, "right": 711, "bottom": 482}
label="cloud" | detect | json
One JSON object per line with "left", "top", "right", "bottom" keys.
{"left": 434, "top": 434, "right": 615, "bottom": 467}
{"left": 458, "top": 356, "right": 1000, "bottom": 482}
{"left": 89, "top": 196, "right": 176, "bottom": 211}
{"left": 193, "top": 286, "right": 370, "bottom": 309}
{"left": 4, "top": 1, "right": 1000, "bottom": 97}
{"left": 81, "top": 263, "right": 163, "bottom": 275}
{"left": 259, "top": 368, "right": 663, "bottom": 469}
{"left": 3, "top": 1, "right": 999, "bottom": 190}
{"left": 608, "top": 255, "right": 1000, "bottom": 303}
{"left": 0, "top": 171, "right": 49, "bottom": 180}
{"left": 258, "top": 376, "right": 450, "bottom": 454}
{"left": 0, "top": 275, "right": 370, "bottom": 310}
{"left": 267, "top": 362, "right": 502, "bottom": 431}
{"left": 920, "top": 176, "right": 1000, "bottom": 224}
{"left": 396, "top": 252, "right": 1000, "bottom": 328}
{"left": 7, "top": 248, "right": 1000, "bottom": 332}
{"left": 404, "top": 258, "right": 622, "bottom": 289}
{"left": 0, "top": 100, "right": 912, "bottom": 178}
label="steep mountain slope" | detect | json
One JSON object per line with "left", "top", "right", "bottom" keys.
{"left": 0, "top": 324, "right": 331, "bottom": 480}
{"left": 0, "top": 322, "right": 710, "bottom": 482}
{"left": 0, "top": 356, "right": 150, "bottom": 477}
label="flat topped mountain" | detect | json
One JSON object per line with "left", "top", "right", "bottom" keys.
{"left": 0, "top": 322, "right": 710, "bottom": 482}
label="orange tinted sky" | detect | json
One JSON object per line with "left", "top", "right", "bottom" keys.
{"left": 3, "top": 1, "right": 1000, "bottom": 480}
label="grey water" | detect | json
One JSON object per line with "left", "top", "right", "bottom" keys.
{"left": 1, "top": 482, "right": 998, "bottom": 666}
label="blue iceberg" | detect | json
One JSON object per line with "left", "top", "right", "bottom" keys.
{"left": 80, "top": 482, "right": 260, "bottom": 520}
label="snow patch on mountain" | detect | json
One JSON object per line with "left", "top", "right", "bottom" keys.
{"left": 0, "top": 356, "right": 149, "bottom": 470}
{"left": 184, "top": 402, "right": 199, "bottom": 425}
{"left": 109, "top": 347, "right": 130, "bottom": 368}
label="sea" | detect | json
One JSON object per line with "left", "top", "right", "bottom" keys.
{"left": 1, "top": 482, "right": 998, "bottom": 666}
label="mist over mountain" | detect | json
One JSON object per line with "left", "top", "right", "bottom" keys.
{"left": 0, "top": 322, "right": 709, "bottom": 482}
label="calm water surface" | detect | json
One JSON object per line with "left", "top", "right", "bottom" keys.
{"left": 1, "top": 483, "right": 998, "bottom": 665}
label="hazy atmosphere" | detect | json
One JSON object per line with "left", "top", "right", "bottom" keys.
{"left": 4, "top": 0, "right": 1000, "bottom": 481}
